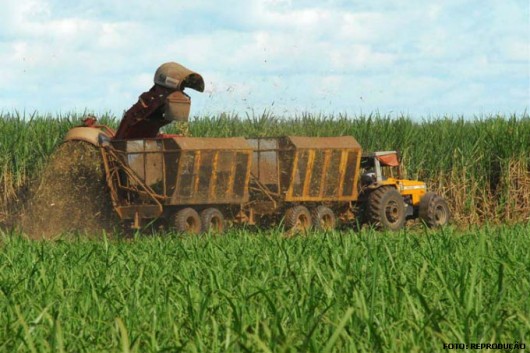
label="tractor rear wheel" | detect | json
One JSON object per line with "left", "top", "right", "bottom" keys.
{"left": 284, "top": 205, "right": 312, "bottom": 234}
{"left": 419, "top": 192, "right": 450, "bottom": 227}
{"left": 311, "top": 206, "right": 336, "bottom": 231}
{"left": 173, "top": 208, "right": 201, "bottom": 235}
{"left": 200, "top": 208, "right": 225, "bottom": 234}
{"left": 368, "top": 187, "right": 405, "bottom": 231}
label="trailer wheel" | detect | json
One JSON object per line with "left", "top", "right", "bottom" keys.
{"left": 201, "top": 208, "right": 225, "bottom": 234}
{"left": 419, "top": 192, "right": 450, "bottom": 227}
{"left": 311, "top": 206, "right": 336, "bottom": 231}
{"left": 173, "top": 208, "right": 201, "bottom": 235}
{"left": 284, "top": 205, "right": 312, "bottom": 234}
{"left": 368, "top": 187, "right": 405, "bottom": 231}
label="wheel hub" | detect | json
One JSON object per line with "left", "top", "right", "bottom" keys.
{"left": 434, "top": 205, "right": 447, "bottom": 223}
{"left": 186, "top": 217, "right": 196, "bottom": 230}
{"left": 321, "top": 214, "right": 332, "bottom": 228}
{"left": 296, "top": 215, "right": 309, "bottom": 229}
{"left": 385, "top": 202, "right": 400, "bottom": 223}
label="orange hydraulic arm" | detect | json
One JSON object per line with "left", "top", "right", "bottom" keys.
{"left": 114, "top": 85, "right": 176, "bottom": 140}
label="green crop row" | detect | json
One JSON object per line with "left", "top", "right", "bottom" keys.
{"left": 1, "top": 111, "right": 530, "bottom": 224}
{"left": 1, "top": 225, "right": 529, "bottom": 352}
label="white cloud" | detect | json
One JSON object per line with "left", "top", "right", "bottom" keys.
{"left": 0, "top": 0, "right": 527, "bottom": 117}
{"left": 503, "top": 38, "right": 530, "bottom": 62}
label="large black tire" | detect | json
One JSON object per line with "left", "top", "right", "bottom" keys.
{"left": 200, "top": 208, "right": 225, "bottom": 234}
{"left": 311, "top": 206, "right": 336, "bottom": 231}
{"left": 368, "top": 187, "right": 405, "bottom": 231}
{"left": 419, "top": 192, "right": 450, "bottom": 227}
{"left": 173, "top": 208, "right": 201, "bottom": 235}
{"left": 284, "top": 205, "right": 312, "bottom": 234}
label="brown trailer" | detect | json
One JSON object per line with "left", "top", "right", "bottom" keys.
{"left": 98, "top": 134, "right": 363, "bottom": 233}
{"left": 246, "top": 136, "right": 362, "bottom": 232}
{"left": 100, "top": 136, "right": 253, "bottom": 233}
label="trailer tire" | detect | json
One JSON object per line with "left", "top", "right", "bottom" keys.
{"left": 419, "top": 192, "right": 450, "bottom": 227}
{"left": 284, "top": 205, "right": 312, "bottom": 234}
{"left": 200, "top": 208, "right": 225, "bottom": 234}
{"left": 173, "top": 208, "right": 201, "bottom": 235}
{"left": 311, "top": 206, "right": 336, "bottom": 231}
{"left": 368, "top": 187, "right": 405, "bottom": 231}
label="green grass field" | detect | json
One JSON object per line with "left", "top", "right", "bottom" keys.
{"left": 1, "top": 112, "right": 529, "bottom": 352}
{"left": 1, "top": 225, "right": 529, "bottom": 352}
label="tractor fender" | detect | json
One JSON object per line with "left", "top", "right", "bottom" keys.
{"left": 64, "top": 127, "right": 109, "bottom": 146}
{"left": 367, "top": 181, "right": 398, "bottom": 190}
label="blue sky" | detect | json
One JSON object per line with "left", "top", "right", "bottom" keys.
{"left": 0, "top": 0, "right": 528, "bottom": 118}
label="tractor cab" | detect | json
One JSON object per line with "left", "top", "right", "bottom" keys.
{"left": 360, "top": 151, "right": 402, "bottom": 185}
{"left": 360, "top": 151, "right": 426, "bottom": 207}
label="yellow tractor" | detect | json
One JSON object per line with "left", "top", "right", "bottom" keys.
{"left": 359, "top": 151, "right": 450, "bottom": 230}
